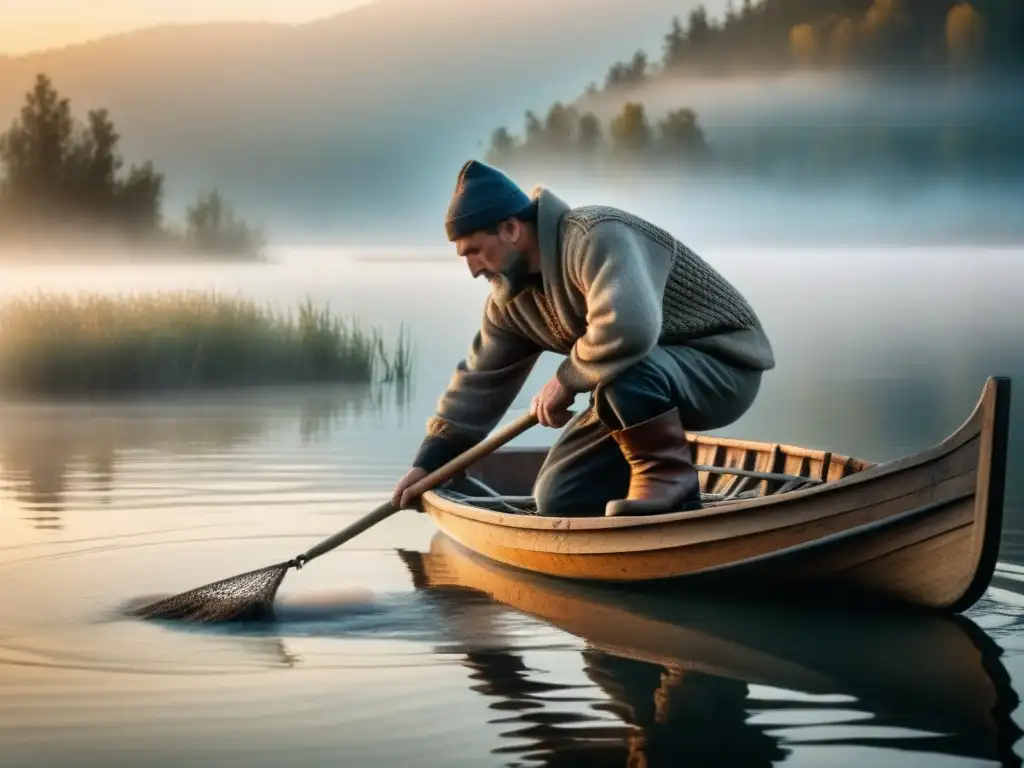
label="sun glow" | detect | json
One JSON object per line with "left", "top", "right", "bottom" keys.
{"left": 0, "top": 0, "right": 376, "bottom": 55}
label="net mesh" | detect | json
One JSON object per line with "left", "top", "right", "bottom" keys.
{"left": 128, "top": 560, "right": 295, "bottom": 623}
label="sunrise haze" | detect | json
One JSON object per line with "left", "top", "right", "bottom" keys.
{"left": 0, "top": 0, "right": 376, "bottom": 54}
{"left": 0, "top": 0, "right": 1017, "bottom": 249}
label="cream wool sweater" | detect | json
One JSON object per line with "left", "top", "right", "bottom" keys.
{"left": 413, "top": 187, "right": 775, "bottom": 471}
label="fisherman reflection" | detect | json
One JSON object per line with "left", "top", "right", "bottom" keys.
{"left": 584, "top": 651, "right": 787, "bottom": 767}
{"left": 451, "top": 642, "right": 787, "bottom": 767}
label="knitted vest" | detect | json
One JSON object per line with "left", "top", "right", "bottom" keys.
{"left": 561, "top": 206, "right": 760, "bottom": 343}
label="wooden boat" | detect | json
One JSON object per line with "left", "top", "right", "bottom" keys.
{"left": 420, "top": 376, "right": 1013, "bottom": 613}
{"left": 398, "top": 533, "right": 1022, "bottom": 767}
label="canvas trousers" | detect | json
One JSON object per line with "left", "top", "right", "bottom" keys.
{"left": 531, "top": 345, "right": 763, "bottom": 517}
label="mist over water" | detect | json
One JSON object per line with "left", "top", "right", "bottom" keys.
{"left": 577, "top": 71, "right": 1024, "bottom": 131}
{"left": 193, "top": 162, "right": 1024, "bottom": 250}
{"left": 494, "top": 168, "right": 1024, "bottom": 250}
{"left": 440, "top": 71, "right": 1024, "bottom": 249}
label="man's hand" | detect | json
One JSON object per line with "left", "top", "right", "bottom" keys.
{"left": 392, "top": 466, "right": 428, "bottom": 509}
{"left": 531, "top": 374, "right": 575, "bottom": 428}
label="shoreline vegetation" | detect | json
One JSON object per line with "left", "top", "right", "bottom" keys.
{"left": 0, "top": 291, "right": 413, "bottom": 396}
{"left": 0, "top": 74, "right": 265, "bottom": 261}
{"left": 484, "top": 0, "right": 1023, "bottom": 183}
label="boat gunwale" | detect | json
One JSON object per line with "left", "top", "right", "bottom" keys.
{"left": 421, "top": 377, "right": 1004, "bottom": 532}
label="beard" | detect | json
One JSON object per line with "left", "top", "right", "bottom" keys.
{"left": 483, "top": 248, "right": 533, "bottom": 305}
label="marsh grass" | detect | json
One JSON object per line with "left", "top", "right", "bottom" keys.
{"left": 375, "top": 323, "right": 414, "bottom": 384}
{"left": 0, "top": 291, "right": 413, "bottom": 395}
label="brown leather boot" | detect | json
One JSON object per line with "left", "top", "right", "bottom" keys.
{"left": 605, "top": 407, "right": 703, "bottom": 517}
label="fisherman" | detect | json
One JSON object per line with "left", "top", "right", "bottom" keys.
{"left": 391, "top": 160, "right": 775, "bottom": 517}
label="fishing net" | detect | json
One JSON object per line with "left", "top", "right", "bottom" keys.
{"left": 128, "top": 559, "right": 296, "bottom": 623}
{"left": 126, "top": 413, "right": 537, "bottom": 624}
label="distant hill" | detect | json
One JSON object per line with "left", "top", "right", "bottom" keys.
{"left": 0, "top": 0, "right": 720, "bottom": 238}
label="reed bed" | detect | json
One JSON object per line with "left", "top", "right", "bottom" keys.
{"left": 0, "top": 291, "right": 414, "bottom": 395}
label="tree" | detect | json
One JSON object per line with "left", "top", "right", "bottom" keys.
{"left": 544, "top": 102, "right": 578, "bottom": 150}
{"left": 658, "top": 108, "right": 708, "bottom": 160}
{"left": 863, "top": 0, "right": 904, "bottom": 35}
{"left": 630, "top": 50, "right": 649, "bottom": 80}
{"left": 828, "top": 17, "right": 859, "bottom": 65}
{"left": 725, "top": 1, "right": 739, "bottom": 28}
{"left": 0, "top": 74, "right": 75, "bottom": 215}
{"left": 578, "top": 113, "right": 602, "bottom": 153}
{"left": 80, "top": 110, "right": 120, "bottom": 206}
{"left": 946, "top": 3, "right": 985, "bottom": 67}
{"left": 116, "top": 162, "right": 164, "bottom": 234}
{"left": 62, "top": 109, "right": 116, "bottom": 215}
{"left": 485, "top": 126, "right": 517, "bottom": 165}
{"left": 605, "top": 50, "right": 648, "bottom": 89}
{"left": 186, "top": 189, "right": 264, "bottom": 258}
{"left": 663, "top": 16, "right": 686, "bottom": 68}
{"left": 0, "top": 74, "right": 166, "bottom": 233}
{"left": 859, "top": 0, "right": 912, "bottom": 65}
{"left": 687, "top": 5, "right": 712, "bottom": 49}
{"left": 790, "top": 23, "right": 819, "bottom": 66}
{"left": 609, "top": 102, "right": 652, "bottom": 155}
{"left": 0, "top": 73, "right": 262, "bottom": 257}
{"left": 523, "top": 110, "right": 544, "bottom": 150}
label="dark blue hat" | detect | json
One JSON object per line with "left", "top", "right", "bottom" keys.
{"left": 445, "top": 160, "right": 532, "bottom": 241}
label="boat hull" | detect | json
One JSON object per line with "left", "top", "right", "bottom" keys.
{"left": 420, "top": 376, "right": 1011, "bottom": 613}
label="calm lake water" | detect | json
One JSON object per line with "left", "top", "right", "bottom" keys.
{"left": 0, "top": 244, "right": 1023, "bottom": 767}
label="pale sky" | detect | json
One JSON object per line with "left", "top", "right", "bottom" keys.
{"left": 0, "top": 0, "right": 376, "bottom": 55}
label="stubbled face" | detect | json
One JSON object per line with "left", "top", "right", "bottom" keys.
{"left": 455, "top": 221, "right": 531, "bottom": 303}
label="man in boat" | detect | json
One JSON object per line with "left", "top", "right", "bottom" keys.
{"left": 392, "top": 160, "right": 775, "bottom": 517}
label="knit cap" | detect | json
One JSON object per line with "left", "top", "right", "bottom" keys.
{"left": 445, "top": 160, "right": 531, "bottom": 240}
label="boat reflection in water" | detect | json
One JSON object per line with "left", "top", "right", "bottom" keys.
{"left": 398, "top": 533, "right": 1022, "bottom": 767}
